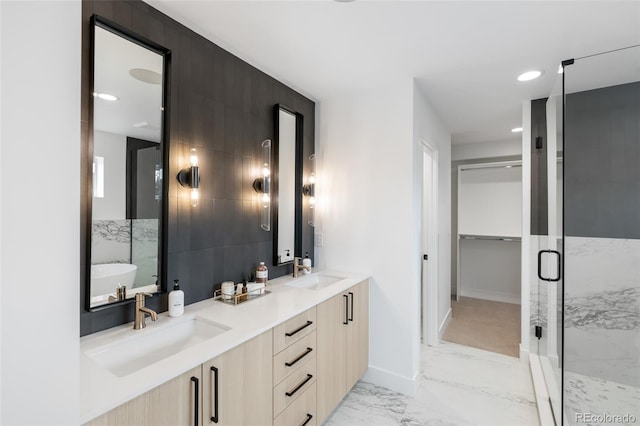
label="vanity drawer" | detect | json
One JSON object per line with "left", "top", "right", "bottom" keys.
{"left": 273, "top": 382, "right": 317, "bottom": 426}
{"left": 273, "top": 358, "right": 317, "bottom": 417}
{"left": 273, "top": 331, "right": 316, "bottom": 385}
{"left": 273, "top": 307, "right": 316, "bottom": 354}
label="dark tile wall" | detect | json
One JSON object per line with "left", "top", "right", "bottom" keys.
{"left": 80, "top": 0, "right": 315, "bottom": 335}
{"left": 565, "top": 81, "right": 640, "bottom": 239}
{"left": 530, "top": 97, "right": 548, "bottom": 236}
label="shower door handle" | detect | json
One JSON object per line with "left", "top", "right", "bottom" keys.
{"left": 537, "top": 249, "right": 561, "bottom": 282}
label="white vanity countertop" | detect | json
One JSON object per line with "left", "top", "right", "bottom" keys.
{"left": 79, "top": 269, "right": 370, "bottom": 423}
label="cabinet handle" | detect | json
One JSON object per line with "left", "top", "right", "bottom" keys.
{"left": 300, "top": 413, "right": 313, "bottom": 426}
{"left": 210, "top": 366, "right": 219, "bottom": 424}
{"left": 285, "top": 347, "right": 313, "bottom": 367}
{"left": 285, "top": 320, "right": 313, "bottom": 337}
{"left": 286, "top": 374, "right": 313, "bottom": 397}
{"left": 343, "top": 295, "right": 349, "bottom": 325}
{"left": 348, "top": 291, "right": 354, "bottom": 322}
{"left": 191, "top": 376, "right": 199, "bottom": 426}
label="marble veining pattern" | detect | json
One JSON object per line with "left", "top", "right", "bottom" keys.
{"left": 565, "top": 288, "right": 640, "bottom": 330}
{"left": 92, "top": 219, "right": 131, "bottom": 243}
{"left": 325, "top": 341, "right": 538, "bottom": 426}
{"left": 564, "top": 371, "right": 640, "bottom": 426}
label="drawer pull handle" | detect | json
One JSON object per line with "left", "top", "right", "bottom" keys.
{"left": 210, "top": 366, "right": 219, "bottom": 423}
{"left": 343, "top": 295, "right": 348, "bottom": 325}
{"left": 285, "top": 347, "right": 313, "bottom": 367}
{"left": 300, "top": 413, "right": 313, "bottom": 426}
{"left": 190, "top": 376, "right": 199, "bottom": 426}
{"left": 285, "top": 320, "right": 313, "bottom": 337}
{"left": 286, "top": 374, "right": 313, "bottom": 397}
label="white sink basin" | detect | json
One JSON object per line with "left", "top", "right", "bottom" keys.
{"left": 85, "top": 317, "right": 230, "bottom": 377}
{"left": 286, "top": 273, "right": 345, "bottom": 291}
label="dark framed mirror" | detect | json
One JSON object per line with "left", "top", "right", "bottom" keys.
{"left": 85, "top": 15, "right": 170, "bottom": 310}
{"left": 273, "top": 105, "right": 303, "bottom": 266}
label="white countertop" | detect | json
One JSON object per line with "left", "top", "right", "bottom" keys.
{"left": 80, "top": 269, "right": 370, "bottom": 424}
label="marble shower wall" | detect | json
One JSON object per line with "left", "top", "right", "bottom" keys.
{"left": 564, "top": 236, "right": 640, "bottom": 387}
{"left": 91, "top": 219, "right": 159, "bottom": 289}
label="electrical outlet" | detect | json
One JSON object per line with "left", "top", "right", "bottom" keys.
{"left": 314, "top": 232, "right": 323, "bottom": 247}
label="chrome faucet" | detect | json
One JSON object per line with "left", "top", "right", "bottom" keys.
{"left": 293, "top": 257, "right": 311, "bottom": 278}
{"left": 134, "top": 293, "right": 158, "bottom": 330}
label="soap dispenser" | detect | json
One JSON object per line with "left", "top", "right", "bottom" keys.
{"left": 169, "top": 279, "right": 184, "bottom": 317}
{"left": 302, "top": 252, "right": 312, "bottom": 274}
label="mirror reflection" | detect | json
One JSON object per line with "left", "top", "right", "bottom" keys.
{"left": 89, "top": 22, "right": 165, "bottom": 307}
{"left": 274, "top": 107, "right": 299, "bottom": 265}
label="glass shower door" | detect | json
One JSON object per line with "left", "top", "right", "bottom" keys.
{"left": 562, "top": 45, "right": 640, "bottom": 425}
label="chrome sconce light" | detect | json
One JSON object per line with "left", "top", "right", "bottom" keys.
{"left": 177, "top": 148, "right": 200, "bottom": 207}
{"left": 253, "top": 139, "right": 271, "bottom": 231}
{"left": 302, "top": 153, "right": 316, "bottom": 227}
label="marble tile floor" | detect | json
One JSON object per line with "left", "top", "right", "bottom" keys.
{"left": 325, "top": 341, "right": 539, "bottom": 426}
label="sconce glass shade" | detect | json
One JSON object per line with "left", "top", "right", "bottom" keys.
{"left": 177, "top": 148, "right": 200, "bottom": 207}
{"left": 253, "top": 139, "right": 271, "bottom": 231}
{"left": 302, "top": 153, "right": 316, "bottom": 227}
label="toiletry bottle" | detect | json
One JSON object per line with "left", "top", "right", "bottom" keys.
{"left": 302, "top": 252, "right": 312, "bottom": 274}
{"left": 169, "top": 279, "right": 184, "bottom": 317}
{"left": 241, "top": 280, "right": 248, "bottom": 301}
{"left": 256, "top": 262, "right": 268, "bottom": 285}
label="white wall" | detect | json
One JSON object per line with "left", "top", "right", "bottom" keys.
{"left": 316, "top": 80, "right": 420, "bottom": 394}
{"left": 0, "top": 1, "right": 81, "bottom": 424}
{"left": 452, "top": 138, "right": 522, "bottom": 161}
{"left": 413, "top": 85, "right": 452, "bottom": 337}
{"left": 521, "top": 100, "right": 532, "bottom": 358}
{"left": 93, "top": 130, "right": 126, "bottom": 220}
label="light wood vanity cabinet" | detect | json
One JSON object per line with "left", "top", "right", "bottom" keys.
{"left": 85, "top": 331, "right": 272, "bottom": 426}
{"left": 85, "top": 279, "right": 369, "bottom": 426}
{"left": 272, "top": 308, "right": 318, "bottom": 426}
{"left": 202, "top": 330, "right": 273, "bottom": 426}
{"left": 85, "top": 366, "right": 202, "bottom": 426}
{"left": 317, "top": 280, "right": 369, "bottom": 424}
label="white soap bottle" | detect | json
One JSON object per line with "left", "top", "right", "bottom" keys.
{"left": 169, "top": 279, "right": 184, "bottom": 317}
{"left": 302, "top": 252, "right": 312, "bottom": 274}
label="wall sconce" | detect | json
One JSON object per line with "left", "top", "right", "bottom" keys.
{"left": 177, "top": 148, "right": 199, "bottom": 207}
{"left": 302, "top": 153, "right": 316, "bottom": 227}
{"left": 253, "top": 139, "right": 271, "bottom": 231}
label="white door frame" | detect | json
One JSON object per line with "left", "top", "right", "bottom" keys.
{"left": 422, "top": 140, "right": 439, "bottom": 346}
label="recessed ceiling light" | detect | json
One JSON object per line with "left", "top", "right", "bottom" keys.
{"left": 93, "top": 92, "right": 118, "bottom": 101}
{"left": 334, "top": 0, "right": 355, "bottom": 2}
{"left": 517, "top": 70, "right": 543, "bottom": 82}
{"left": 129, "top": 68, "right": 162, "bottom": 85}
{"left": 511, "top": 127, "right": 523, "bottom": 133}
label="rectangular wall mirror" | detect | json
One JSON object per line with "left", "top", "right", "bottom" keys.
{"left": 273, "top": 105, "right": 303, "bottom": 265}
{"left": 86, "top": 16, "right": 170, "bottom": 309}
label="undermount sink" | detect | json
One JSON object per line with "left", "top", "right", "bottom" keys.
{"left": 286, "top": 273, "right": 345, "bottom": 291}
{"left": 85, "top": 317, "right": 230, "bottom": 377}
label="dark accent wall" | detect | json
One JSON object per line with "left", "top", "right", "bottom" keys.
{"left": 81, "top": 0, "right": 315, "bottom": 335}
{"left": 565, "top": 81, "right": 640, "bottom": 239}
{"left": 530, "top": 98, "right": 548, "bottom": 236}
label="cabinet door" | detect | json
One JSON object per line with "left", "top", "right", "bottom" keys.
{"left": 202, "top": 330, "right": 273, "bottom": 426}
{"left": 346, "top": 280, "right": 369, "bottom": 390}
{"left": 316, "top": 291, "right": 349, "bottom": 423}
{"left": 85, "top": 366, "right": 201, "bottom": 426}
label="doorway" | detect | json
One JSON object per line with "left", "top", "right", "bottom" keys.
{"left": 421, "top": 141, "right": 439, "bottom": 346}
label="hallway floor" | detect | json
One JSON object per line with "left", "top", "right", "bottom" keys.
{"left": 442, "top": 296, "right": 520, "bottom": 357}
{"left": 325, "top": 341, "right": 538, "bottom": 426}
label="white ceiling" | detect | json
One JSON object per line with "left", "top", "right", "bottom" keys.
{"left": 146, "top": 0, "right": 640, "bottom": 145}
{"left": 94, "top": 26, "right": 164, "bottom": 143}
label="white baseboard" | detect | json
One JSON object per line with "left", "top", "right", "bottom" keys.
{"left": 439, "top": 307, "right": 452, "bottom": 339}
{"left": 362, "top": 365, "right": 418, "bottom": 396}
{"left": 528, "top": 353, "right": 556, "bottom": 426}
{"left": 519, "top": 344, "right": 530, "bottom": 363}
{"left": 460, "top": 288, "right": 520, "bottom": 305}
